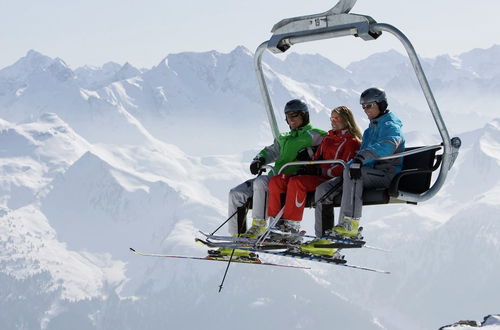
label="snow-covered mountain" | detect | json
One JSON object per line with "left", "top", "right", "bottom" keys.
{"left": 1, "top": 45, "right": 499, "bottom": 329}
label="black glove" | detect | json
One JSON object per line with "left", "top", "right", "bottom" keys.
{"left": 297, "top": 165, "right": 321, "bottom": 176}
{"left": 349, "top": 157, "right": 363, "bottom": 180}
{"left": 250, "top": 157, "right": 265, "bottom": 175}
{"left": 296, "top": 147, "right": 316, "bottom": 161}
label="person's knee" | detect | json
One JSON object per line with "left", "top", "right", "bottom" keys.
{"left": 229, "top": 186, "right": 243, "bottom": 199}
{"left": 253, "top": 176, "right": 269, "bottom": 190}
{"left": 268, "top": 176, "right": 280, "bottom": 190}
{"left": 314, "top": 182, "right": 330, "bottom": 198}
{"left": 343, "top": 166, "right": 351, "bottom": 180}
{"left": 287, "top": 177, "right": 301, "bottom": 190}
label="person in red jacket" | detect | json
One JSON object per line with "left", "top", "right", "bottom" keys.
{"left": 266, "top": 106, "right": 362, "bottom": 239}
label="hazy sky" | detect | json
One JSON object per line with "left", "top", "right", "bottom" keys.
{"left": 1, "top": 0, "right": 499, "bottom": 69}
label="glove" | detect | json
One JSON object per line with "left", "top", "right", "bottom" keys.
{"left": 296, "top": 147, "right": 316, "bottom": 161}
{"left": 297, "top": 165, "right": 321, "bottom": 176}
{"left": 349, "top": 157, "right": 363, "bottom": 180}
{"left": 250, "top": 157, "right": 265, "bottom": 175}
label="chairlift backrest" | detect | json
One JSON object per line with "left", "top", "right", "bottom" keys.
{"left": 395, "top": 146, "right": 442, "bottom": 195}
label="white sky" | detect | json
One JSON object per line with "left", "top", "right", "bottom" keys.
{"left": 1, "top": 0, "right": 499, "bottom": 69}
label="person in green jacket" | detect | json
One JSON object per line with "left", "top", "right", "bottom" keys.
{"left": 226, "top": 99, "right": 326, "bottom": 242}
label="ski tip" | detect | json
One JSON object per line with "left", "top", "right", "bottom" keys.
{"left": 129, "top": 248, "right": 136, "bottom": 252}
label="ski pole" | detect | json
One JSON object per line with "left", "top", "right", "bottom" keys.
{"left": 254, "top": 205, "right": 285, "bottom": 248}
{"left": 210, "top": 198, "right": 251, "bottom": 236}
{"left": 210, "top": 209, "right": 239, "bottom": 236}
{"left": 314, "top": 179, "right": 343, "bottom": 206}
{"left": 216, "top": 197, "right": 253, "bottom": 292}
{"left": 218, "top": 248, "right": 236, "bottom": 292}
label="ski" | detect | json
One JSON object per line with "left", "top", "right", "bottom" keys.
{"left": 194, "top": 238, "right": 289, "bottom": 250}
{"left": 129, "top": 248, "right": 310, "bottom": 269}
{"left": 198, "top": 231, "right": 292, "bottom": 247}
{"left": 198, "top": 231, "right": 387, "bottom": 251}
{"left": 195, "top": 239, "right": 390, "bottom": 274}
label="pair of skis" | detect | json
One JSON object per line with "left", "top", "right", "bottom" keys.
{"left": 129, "top": 208, "right": 390, "bottom": 292}
{"left": 195, "top": 233, "right": 390, "bottom": 274}
{"left": 130, "top": 232, "right": 390, "bottom": 274}
{"left": 201, "top": 230, "right": 387, "bottom": 251}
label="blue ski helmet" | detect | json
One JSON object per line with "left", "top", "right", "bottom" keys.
{"left": 360, "top": 87, "right": 388, "bottom": 112}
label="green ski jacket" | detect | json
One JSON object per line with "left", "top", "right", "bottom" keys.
{"left": 255, "top": 123, "right": 326, "bottom": 175}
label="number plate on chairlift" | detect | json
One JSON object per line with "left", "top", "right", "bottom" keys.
{"left": 309, "top": 17, "right": 327, "bottom": 29}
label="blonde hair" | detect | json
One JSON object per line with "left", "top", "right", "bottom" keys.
{"left": 331, "top": 106, "right": 363, "bottom": 141}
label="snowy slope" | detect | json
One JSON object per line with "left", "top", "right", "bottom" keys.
{"left": 0, "top": 114, "right": 89, "bottom": 211}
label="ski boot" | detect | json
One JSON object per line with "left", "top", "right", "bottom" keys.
{"left": 269, "top": 219, "right": 303, "bottom": 244}
{"left": 241, "top": 218, "right": 267, "bottom": 239}
{"left": 299, "top": 239, "right": 337, "bottom": 257}
{"left": 326, "top": 216, "right": 363, "bottom": 239}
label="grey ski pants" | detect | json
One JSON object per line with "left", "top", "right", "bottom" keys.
{"left": 313, "top": 166, "right": 394, "bottom": 237}
{"left": 227, "top": 175, "right": 270, "bottom": 235}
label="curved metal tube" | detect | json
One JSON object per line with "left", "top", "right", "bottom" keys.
{"left": 254, "top": 41, "right": 280, "bottom": 140}
{"left": 376, "top": 145, "right": 441, "bottom": 161}
{"left": 372, "top": 23, "right": 458, "bottom": 202}
{"left": 278, "top": 159, "right": 347, "bottom": 175}
{"left": 278, "top": 145, "right": 440, "bottom": 175}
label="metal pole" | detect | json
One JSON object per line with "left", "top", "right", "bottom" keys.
{"left": 254, "top": 41, "right": 280, "bottom": 140}
{"left": 372, "top": 23, "right": 459, "bottom": 202}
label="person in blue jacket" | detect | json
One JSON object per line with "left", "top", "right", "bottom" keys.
{"left": 301, "top": 87, "right": 405, "bottom": 256}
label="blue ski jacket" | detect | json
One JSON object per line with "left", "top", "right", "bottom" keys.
{"left": 357, "top": 111, "right": 405, "bottom": 174}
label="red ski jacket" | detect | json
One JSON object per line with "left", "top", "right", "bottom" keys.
{"left": 313, "top": 129, "right": 361, "bottom": 178}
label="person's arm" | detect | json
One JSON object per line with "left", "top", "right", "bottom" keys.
{"left": 357, "top": 122, "right": 403, "bottom": 163}
{"left": 255, "top": 138, "right": 281, "bottom": 164}
{"left": 250, "top": 139, "right": 281, "bottom": 175}
{"left": 307, "top": 129, "right": 326, "bottom": 147}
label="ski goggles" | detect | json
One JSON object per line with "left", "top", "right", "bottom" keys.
{"left": 361, "top": 102, "right": 376, "bottom": 109}
{"left": 331, "top": 116, "right": 342, "bottom": 122}
{"left": 285, "top": 111, "right": 301, "bottom": 118}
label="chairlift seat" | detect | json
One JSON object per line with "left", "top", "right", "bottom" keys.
{"left": 247, "top": 145, "right": 442, "bottom": 210}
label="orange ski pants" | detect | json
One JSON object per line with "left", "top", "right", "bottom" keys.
{"left": 267, "top": 174, "right": 328, "bottom": 221}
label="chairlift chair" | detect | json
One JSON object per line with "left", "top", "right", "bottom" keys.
{"left": 253, "top": 0, "right": 462, "bottom": 206}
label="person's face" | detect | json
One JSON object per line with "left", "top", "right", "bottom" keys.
{"left": 286, "top": 112, "right": 304, "bottom": 129}
{"left": 362, "top": 102, "right": 381, "bottom": 120}
{"left": 330, "top": 111, "right": 346, "bottom": 130}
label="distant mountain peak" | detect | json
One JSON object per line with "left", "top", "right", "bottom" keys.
{"left": 230, "top": 45, "right": 253, "bottom": 57}
{"left": 115, "top": 62, "right": 141, "bottom": 80}
{"left": 0, "top": 49, "right": 54, "bottom": 80}
{"left": 46, "top": 58, "right": 74, "bottom": 82}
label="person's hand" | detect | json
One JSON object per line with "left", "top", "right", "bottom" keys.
{"left": 296, "top": 147, "right": 315, "bottom": 161}
{"left": 349, "top": 157, "right": 363, "bottom": 180}
{"left": 250, "top": 157, "right": 265, "bottom": 175}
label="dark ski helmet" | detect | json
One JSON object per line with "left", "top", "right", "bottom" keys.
{"left": 284, "top": 99, "right": 309, "bottom": 114}
{"left": 360, "top": 87, "right": 388, "bottom": 112}
{"left": 284, "top": 99, "right": 309, "bottom": 127}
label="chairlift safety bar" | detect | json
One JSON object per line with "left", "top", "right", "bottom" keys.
{"left": 277, "top": 144, "right": 443, "bottom": 176}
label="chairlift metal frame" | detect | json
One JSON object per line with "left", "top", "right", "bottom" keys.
{"left": 253, "top": 0, "right": 461, "bottom": 204}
